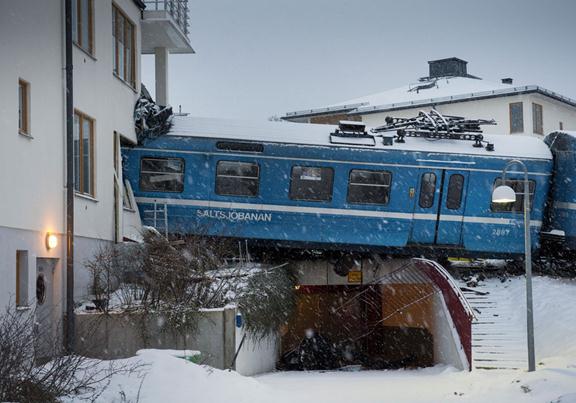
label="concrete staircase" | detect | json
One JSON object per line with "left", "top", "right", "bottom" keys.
{"left": 461, "top": 282, "right": 528, "bottom": 370}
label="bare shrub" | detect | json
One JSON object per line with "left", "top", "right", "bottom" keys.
{"left": 138, "top": 231, "right": 236, "bottom": 332}
{"left": 84, "top": 229, "right": 297, "bottom": 339}
{"left": 0, "top": 303, "right": 142, "bottom": 402}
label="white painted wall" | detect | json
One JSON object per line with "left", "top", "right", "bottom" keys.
{"left": 235, "top": 316, "right": 280, "bottom": 376}
{"left": 0, "top": 0, "right": 66, "bottom": 310}
{"left": 360, "top": 94, "right": 576, "bottom": 137}
{"left": 73, "top": 0, "right": 141, "bottom": 243}
{"left": 431, "top": 293, "right": 469, "bottom": 370}
{"left": 0, "top": 0, "right": 145, "bottom": 309}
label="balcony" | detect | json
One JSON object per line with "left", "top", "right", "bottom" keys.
{"left": 141, "top": 0, "right": 194, "bottom": 54}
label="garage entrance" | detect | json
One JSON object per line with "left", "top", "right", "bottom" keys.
{"left": 279, "top": 258, "right": 473, "bottom": 371}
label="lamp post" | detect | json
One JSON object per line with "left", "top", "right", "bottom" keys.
{"left": 491, "top": 159, "right": 536, "bottom": 372}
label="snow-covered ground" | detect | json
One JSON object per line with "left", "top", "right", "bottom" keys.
{"left": 65, "top": 276, "right": 576, "bottom": 403}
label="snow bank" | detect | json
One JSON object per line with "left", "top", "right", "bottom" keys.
{"left": 511, "top": 276, "right": 576, "bottom": 360}
{"left": 63, "top": 276, "right": 576, "bottom": 403}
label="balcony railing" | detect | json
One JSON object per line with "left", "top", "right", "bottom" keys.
{"left": 144, "top": 0, "right": 189, "bottom": 35}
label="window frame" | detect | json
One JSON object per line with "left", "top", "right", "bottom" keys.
{"left": 72, "top": 0, "right": 94, "bottom": 55}
{"left": 418, "top": 172, "right": 437, "bottom": 209}
{"left": 446, "top": 174, "right": 465, "bottom": 210}
{"left": 112, "top": 4, "right": 136, "bottom": 88}
{"left": 289, "top": 166, "right": 334, "bottom": 202}
{"left": 215, "top": 160, "right": 260, "bottom": 197}
{"left": 509, "top": 102, "right": 524, "bottom": 134}
{"left": 18, "top": 79, "right": 30, "bottom": 136}
{"left": 139, "top": 157, "right": 185, "bottom": 193}
{"left": 490, "top": 178, "right": 536, "bottom": 213}
{"left": 532, "top": 103, "right": 543, "bottom": 135}
{"left": 74, "top": 110, "right": 96, "bottom": 197}
{"left": 346, "top": 169, "right": 392, "bottom": 206}
{"left": 16, "top": 250, "right": 29, "bottom": 308}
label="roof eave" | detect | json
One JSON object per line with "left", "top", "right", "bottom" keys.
{"left": 282, "top": 102, "right": 369, "bottom": 120}
{"left": 349, "top": 86, "right": 576, "bottom": 116}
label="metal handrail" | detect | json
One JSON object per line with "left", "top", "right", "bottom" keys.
{"left": 143, "top": 0, "right": 190, "bottom": 35}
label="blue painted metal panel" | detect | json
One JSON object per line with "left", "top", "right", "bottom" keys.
{"left": 122, "top": 134, "right": 553, "bottom": 257}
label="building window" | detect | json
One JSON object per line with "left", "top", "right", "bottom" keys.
{"left": 18, "top": 79, "right": 30, "bottom": 135}
{"left": 560, "top": 122, "right": 564, "bottom": 130}
{"left": 16, "top": 251, "right": 29, "bottom": 307}
{"left": 446, "top": 174, "right": 464, "bottom": 210}
{"left": 113, "top": 5, "right": 136, "bottom": 87}
{"left": 532, "top": 103, "right": 543, "bottom": 135}
{"left": 509, "top": 102, "right": 524, "bottom": 133}
{"left": 74, "top": 111, "right": 95, "bottom": 196}
{"left": 140, "top": 157, "right": 184, "bottom": 192}
{"left": 419, "top": 172, "right": 437, "bottom": 208}
{"left": 347, "top": 169, "right": 392, "bottom": 205}
{"left": 490, "top": 178, "right": 535, "bottom": 213}
{"left": 215, "top": 161, "right": 259, "bottom": 197}
{"left": 72, "top": 0, "right": 94, "bottom": 54}
{"left": 289, "top": 166, "right": 334, "bottom": 202}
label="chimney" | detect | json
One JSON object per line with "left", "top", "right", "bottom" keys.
{"left": 501, "top": 78, "right": 513, "bottom": 85}
{"left": 428, "top": 58, "right": 468, "bottom": 79}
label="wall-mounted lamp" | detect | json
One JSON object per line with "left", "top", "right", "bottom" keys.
{"left": 46, "top": 233, "right": 58, "bottom": 250}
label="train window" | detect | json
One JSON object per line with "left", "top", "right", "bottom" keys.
{"left": 215, "top": 161, "right": 259, "bottom": 197}
{"left": 289, "top": 166, "right": 334, "bottom": 201}
{"left": 140, "top": 157, "right": 184, "bottom": 192}
{"left": 509, "top": 102, "right": 524, "bottom": 133}
{"left": 446, "top": 174, "right": 464, "bottom": 210}
{"left": 347, "top": 169, "right": 392, "bottom": 205}
{"left": 490, "top": 179, "right": 536, "bottom": 213}
{"left": 419, "top": 172, "right": 437, "bottom": 208}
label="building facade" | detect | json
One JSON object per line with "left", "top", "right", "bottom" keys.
{"left": 283, "top": 58, "right": 576, "bottom": 136}
{"left": 0, "top": 0, "right": 192, "bottom": 336}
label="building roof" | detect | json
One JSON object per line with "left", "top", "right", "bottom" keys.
{"left": 283, "top": 76, "right": 576, "bottom": 119}
{"left": 167, "top": 115, "right": 552, "bottom": 160}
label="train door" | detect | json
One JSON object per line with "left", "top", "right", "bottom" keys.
{"left": 436, "top": 170, "right": 469, "bottom": 245}
{"left": 410, "top": 169, "right": 443, "bottom": 244}
{"left": 410, "top": 169, "right": 469, "bottom": 245}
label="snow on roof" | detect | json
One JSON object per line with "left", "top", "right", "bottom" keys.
{"left": 336, "top": 77, "right": 512, "bottom": 108}
{"left": 168, "top": 115, "right": 552, "bottom": 160}
{"left": 284, "top": 77, "right": 576, "bottom": 118}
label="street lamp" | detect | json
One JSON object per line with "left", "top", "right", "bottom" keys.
{"left": 491, "top": 159, "right": 536, "bottom": 372}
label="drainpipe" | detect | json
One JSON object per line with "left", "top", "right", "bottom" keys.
{"left": 64, "top": 0, "right": 75, "bottom": 353}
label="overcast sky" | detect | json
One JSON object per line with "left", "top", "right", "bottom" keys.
{"left": 141, "top": 0, "right": 576, "bottom": 120}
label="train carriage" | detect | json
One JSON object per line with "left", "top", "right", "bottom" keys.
{"left": 122, "top": 116, "right": 553, "bottom": 258}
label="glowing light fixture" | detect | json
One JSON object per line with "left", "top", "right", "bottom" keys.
{"left": 46, "top": 233, "right": 58, "bottom": 250}
{"left": 491, "top": 185, "right": 516, "bottom": 204}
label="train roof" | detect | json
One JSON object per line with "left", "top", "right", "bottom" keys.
{"left": 168, "top": 115, "right": 552, "bottom": 160}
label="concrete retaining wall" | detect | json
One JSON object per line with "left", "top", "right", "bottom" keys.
{"left": 75, "top": 307, "right": 276, "bottom": 375}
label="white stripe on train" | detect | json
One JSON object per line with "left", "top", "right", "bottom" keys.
{"left": 136, "top": 197, "right": 542, "bottom": 227}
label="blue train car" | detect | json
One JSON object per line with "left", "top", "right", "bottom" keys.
{"left": 544, "top": 131, "right": 576, "bottom": 250}
{"left": 122, "top": 116, "right": 552, "bottom": 258}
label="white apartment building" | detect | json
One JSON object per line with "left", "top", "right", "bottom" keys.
{"left": 283, "top": 58, "right": 576, "bottom": 136}
{"left": 0, "top": 0, "right": 193, "bottom": 339}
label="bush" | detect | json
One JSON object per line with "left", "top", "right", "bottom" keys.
{"left": 0, "top": 303, "right": 139, "bottom": 402}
